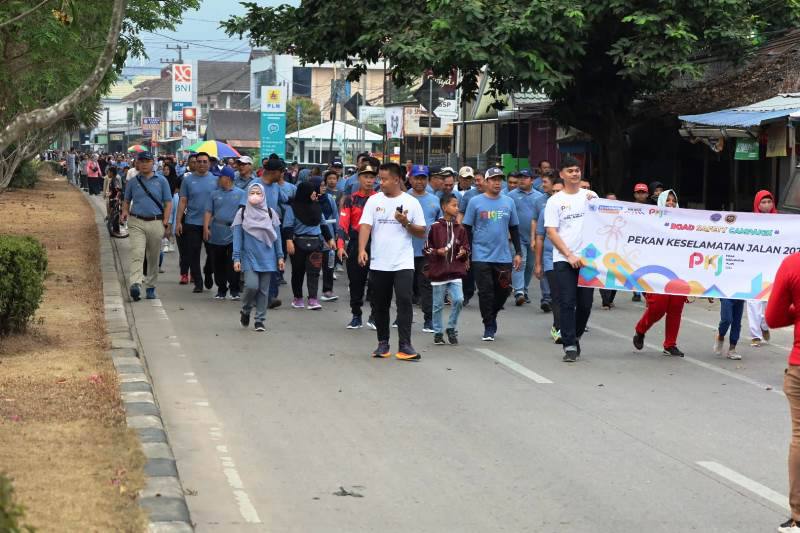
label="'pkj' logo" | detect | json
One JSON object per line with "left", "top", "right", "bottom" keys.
{"left": 689, "top": 252, "right": 723, "bottom": 276}
{"left": 710, "top": 213, "right": 722, "bottom": 222}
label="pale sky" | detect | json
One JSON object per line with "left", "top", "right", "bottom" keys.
{"left": 127, "top": 0, "right": 290, "bottom": 71}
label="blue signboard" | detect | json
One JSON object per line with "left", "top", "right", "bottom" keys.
{"left": 260, "top": 112, "right": 286, "bottom": 161}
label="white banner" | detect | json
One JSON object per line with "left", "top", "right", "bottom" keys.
{"left": 171, "top": 64, "right": 193, "bottom": 104}
{"left": 385, "top": 107, "right": 404, "bottom": 139}
{"left": 360, "top": 106, "right": 385, "bottom": 125}
{"left": 577, "top": 199, "right": 799, "bottom": 301}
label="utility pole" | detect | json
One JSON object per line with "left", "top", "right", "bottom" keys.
{"left": 160, "top": 44, "right": 189, "bottom": 64}
{"left": 329, "top": 64, "right": 339, "bottom": 159}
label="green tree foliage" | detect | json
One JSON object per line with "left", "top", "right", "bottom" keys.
{"left": 0, "top": 474, "right": 34, "bottom": 533}
{"left": 0, "top": 235, "right": 48, "bottom": 336}
{"left": 287, "top": 97, "right": 322, "bottom": 132}
{"left": 223, "top": 0, "right": 800, "bottom": 188}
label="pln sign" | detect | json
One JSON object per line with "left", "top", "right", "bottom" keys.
{"left": 172, "top": 64, "right": 193, "bottom": 104}
{"left": 260, "top": 86, "right": 287, "bottom": 161}
{"left": 261, "top": 85, "right": 287, "bottom": 113}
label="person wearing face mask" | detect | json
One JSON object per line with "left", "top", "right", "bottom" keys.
{"left": 747, "top": 190, "right": 777, "bottom": 347}
{"left": 233, "top": 183, "right": 285, "bottom": 332}
{"left": 632, "top": 189, "right": 686, "bottom": 357}
{"left": 284, "top": 180, "right": 336, "bottom": 310}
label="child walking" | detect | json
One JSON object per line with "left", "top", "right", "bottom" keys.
{"left": 233, "top": 183, "right": 285, "bottom": 332}
{"left": 424, "top": 193, "right": 470, "bottom": 345}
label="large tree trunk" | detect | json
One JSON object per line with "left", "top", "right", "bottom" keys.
{"left": 0, "top": 0, "right": 126, "bottom": 154}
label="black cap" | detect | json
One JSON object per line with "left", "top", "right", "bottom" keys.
{"left": 265, "top": 158, "right": 285, "bottom": 171}
{"left": 136, "top": 151, "right": 154, "bottom": 161}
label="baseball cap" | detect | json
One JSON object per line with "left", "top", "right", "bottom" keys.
{"left": 359, "top": 164, "right": 377, "bottom": 176}
{"left": 437, "top": 166, "right": 456, "bottom": 177}
{"left": 330, "top": 157, "right": 343, "bottom": 168}
{"left": 485, "top": 167, "right": 505, "bottom": 179}
{"left": 220, "top": 166, "right": 236, "bottom": 179}
{"left": 411, "top": 164, "right": 429, "bottom": 177}
{"left": 237, "top": 155, "right": 253, "bottom": 165}
{"left": 634, "top": 183, "right": 649, "bottom": 193}
{"left": 136, "top": 151, "right": 154, "bottom": 161}
{"left": 518, "top": 169, "right": 533, "bottom": 178}
{"left": 428, "top": 165, "right": 443, "bottom": 177}
{"left": 458, "top": 166, "right": 474, "bottom": 178}
{"left": 265, "top": 158, "right": 285, "bottom": 171}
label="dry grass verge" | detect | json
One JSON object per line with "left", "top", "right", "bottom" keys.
{"left": 0, "top": 172, "right": 146, "bottom": 532}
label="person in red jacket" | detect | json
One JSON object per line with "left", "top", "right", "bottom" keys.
{"left": 424, "top": 193, "right": 470, "bottom": 345}
{"left": 337, "top": 165, "right": 378, "bottom": 329}
{"left": 767, "top": 252, "right": 800, "bottom": 533}
{"left": 748, "top": 190, "right": 777, "bottom": 347}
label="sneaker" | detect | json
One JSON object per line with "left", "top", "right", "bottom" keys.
{"left": 192, "top": 286, "right": 203, "bottom": 293}
{"left": 433, "top": 333, "right": 446, "bottom": 345}
{"left": 563, "top": 347, "right": 578, "bottom": 363}
{"left": 366, "top": 317, "right": 377, "bottom": 330}
{"left": 347, "top": 316, "right": 363, "bottom": 329}
{"left": 422, "top": 320, "right": 434, "bottom": 333}
{"left": 713, "top": 335, "right": 724, "bottom": 355}
{"left": 550, "top": 326, "right": 561, "bottom": 344}
{"left": 726, "top": 347, "right": 742, "bottom": 360}
{"left": 372, "top": 341, "right": 391, "bottom": 358}
{"left": 632, "top": 293, "right": 642, "bottom": 302}
{"left": 540, "top": 301, "right": 551, "bottom": 313}
{"left": 751, "top": 337, "right": 762, "bottom": 347}
{"left": 515, "top": 293, "right": 525, "bottom": 306}
{"left": 130, "top": 283, "right": 141, "bottom": 301}
{"left": 524, "top": 294, "right": 531, "bottom": 304}
{"left": 204, "top": 275, "right": 214, "bottom": 290}
{"left": 268, "top": 298, "right": 281, "bottom": 309}
{"left": 291, "top": 298, "right": 305, "bottom": 309}
{"left": 254, "top": 321, "right": 266, "bottom": 332}
{"left": 633, "top": 332, "right": 645, "bottom": 350}
{"left": 391, "top": 319, "right": 398, "bottom": 328}
{"left": 179, "top": 274, "right": 189, "bottom": 285}
{"left": 446, "top": 328, "right": 458, "bottom": 345}
{"left": 214, "top": 291, "right": 226, "bottom": 300}
{"left": 229, "top": 293, "right": 241, "bottom": 301}
{"left": 663, "top": 346, "right": 685, "bottom": 357}
{"left": 396, "top": 342, "right": 421, "bottom": 361}
{"left": 463, "top": 297, "right": 471, "bottom": 307}
{"left": 307, "top": 298, "right": 322, "bottom": 310}
{"left": 320, "top": 291, "right": 338, "bottom": 301}
{"left": 240, "top": 311, "right": 250, "bottom": 328}
{"left": 482, "top": 327, "right": 495, "bottom": 341}
{"left": 145, "top": 287, "right": 157, "bottom": 299}
{"left": 763, "top": 329, "right": 771, "bottom": 342}
{"left": 778, "top": 517, "right": 800, "bottom": 532}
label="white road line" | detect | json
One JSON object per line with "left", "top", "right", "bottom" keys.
{"left": 697, "top": 461, "right": 789, "bottom": 511}
{"left": 233, "top": 490, "right": 261, "bottom": 523}
{"left": 587, "top": 323, "right": 783, "bottom": 396}
{"left": 474, "top": 348, "right": 553, "bottom": 384}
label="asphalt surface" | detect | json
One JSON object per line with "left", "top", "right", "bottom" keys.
{"left": 112, "top": 226, "right": 796, "bottom": 532}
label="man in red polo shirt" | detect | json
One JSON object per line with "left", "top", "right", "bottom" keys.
{"left": 337, "top": 165, "right": 378, "bottom": 329}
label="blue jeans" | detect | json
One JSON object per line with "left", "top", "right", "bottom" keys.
{"left": 719, "top": 299, "right": 744, "bottom": 346}
{"left": 511, "top": 244, "right": 537, "bottom": 296}
{"left": 242, "top": 271, "right": 273, "bottom": 322}
{"left": 432, "top": 281, "right": 464, "bottom": 334}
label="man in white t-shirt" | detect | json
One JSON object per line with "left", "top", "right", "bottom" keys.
{"left": 544, "top": 156, "right": 597, "bottom": 363}
{"left": 358, "top": 162, "right": 426, "bottom": 361}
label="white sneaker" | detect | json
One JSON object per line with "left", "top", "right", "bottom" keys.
{"left": 713, "top": 335, "right": 724, "bottom": 355}
{"left": 726, "top": 347, "right": 742, "bottom": 360}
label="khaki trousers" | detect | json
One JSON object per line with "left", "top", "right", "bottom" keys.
{"left": 128, "top": 217, "right": 163, "bottom": 289}
{"left": 784, "top": 366, "right": 800, "bottom": 520}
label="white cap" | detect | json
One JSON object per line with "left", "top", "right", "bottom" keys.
{"left": 237, "top": 155, "right": 253, "bottom": 164}
{"left": 458, "top": 166, "right": 474, "bottom": 178}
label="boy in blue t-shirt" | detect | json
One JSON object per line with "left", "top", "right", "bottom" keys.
{"left": 204, "top": 168, "right": 246, "bottom": 299}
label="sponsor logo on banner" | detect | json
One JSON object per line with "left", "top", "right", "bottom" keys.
{"left": 577, "top": 198, "right": 800, "bottom": 301}
{"left": 171, "top": 64, "right": 193, "bottom": 104}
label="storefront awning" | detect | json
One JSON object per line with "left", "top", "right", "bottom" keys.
{"left": 679, "top": 94, "right": 800, "bottom": 128}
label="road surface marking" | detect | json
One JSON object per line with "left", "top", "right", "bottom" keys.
{"left": 194, "top": 400, "right": 209, "bottom": 407}
{"left": 474, "top": 348, "right": 553, "bottom": 384}
{"left": 233, "top": 490, "right": 261, "bottom": 523}
{"left": 588, "top": 323, "right": 782, "bottom": 396}
{"left": 186, "top": 379, "right": 198, "bottom": 384}
{"left": 697, "top": 461, "right": 789, "bottom": 510}
{"left": 183, "top": 372, "right": 195, "bottom": 376}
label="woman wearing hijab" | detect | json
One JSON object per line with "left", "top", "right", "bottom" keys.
{"left": 87, "top": 154, "right": 103, "bottom": 195}
{"left": 632, "top": 189, "right": 687, "bottom": 356}
{"left": 284, "top": 179, "right": 336, "bottom": 310}
{"left": 748, "top": 190, "right": 777, "bottom": 347}
{"left": 233, "top": 183, "right": 285, "bottom": 332}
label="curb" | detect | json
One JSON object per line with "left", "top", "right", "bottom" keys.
{"left": 88, "top": 196, "right": 194, "bottom": 533}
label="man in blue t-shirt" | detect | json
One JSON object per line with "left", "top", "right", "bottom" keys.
{"left": 507, "top": 169, "right": 543, "bottom": 306}
{"left": 409, "top": 165, "right": 443, "bottom": 332}
{"left": 462, "top": 167, "right": 522, "bottom": 341}
{"left": 176, "top": 151, "right": 218, "bottom": 293}
{"left": 204, "top": 167, "right": 246, "bottom": 300}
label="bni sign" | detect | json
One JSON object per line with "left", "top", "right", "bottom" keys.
{"left": 172, "top": 64, "right": 193, "bottom": 104}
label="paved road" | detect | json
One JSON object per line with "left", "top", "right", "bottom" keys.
{"left": 109, "top": 216, "right": 795, "bottom": 532}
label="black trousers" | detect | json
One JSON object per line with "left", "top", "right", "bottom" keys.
{"left": 463, "top": 265, "right": 476, "bottom": 302}
{"left": 600, "top": 288, "right": 617, "bottom": 306}
{"left": 472, "top": 261, "right": 512, "bottom": 327}
{"left": 322, "top": 249, "right": 334, "bottom": 293}
{"left": 183, "top": 224, "right": 205, "bottom": 289}
{"left": 176, "top": 234, "right": 189, "bottom": 275}
{"left": 553, "top": 261, "right": 594, "bottom": 349}
{"left": 369, "top": 269, "right": 414, "bottom": 346}
{"left": 413, "top": 256, "right": 433, "bottom": 322}
{"left": 544, "top": 269, "right": 562, "bottom": 331}
{"left": 346, "top": 240, "right": 370, "bottom": 317}
{"left": 290, "top": 245, "right": 322, "bottom": 299}
{"left": 209, "top": 243, "right": 239, "bottom": 294}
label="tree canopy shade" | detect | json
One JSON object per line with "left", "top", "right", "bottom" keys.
{"left": 223, "top": 0, "right": 800, "bottom": 189}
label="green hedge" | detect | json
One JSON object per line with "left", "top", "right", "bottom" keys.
{"left": 0, "top": 473, "right": 35, "bottom": 532}
{"left": 9, "top": 160, "right": 39, "bottom": 189}
{"left": 0, "top": 235, "right": 48, "bottom": 336}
